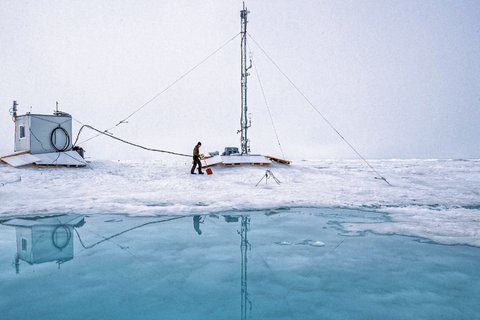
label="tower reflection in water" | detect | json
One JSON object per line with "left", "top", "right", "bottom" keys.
{"left": 3, "top": 214, "right": 85, "bottom": 273}
{"left": 3, "top": 213, "right": 251, "bottom": 319}
{"left": 222, "top": 215, "right": 252, "bottom": 320}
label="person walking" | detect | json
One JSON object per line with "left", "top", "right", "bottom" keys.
{"left": 191, "top": 141, "right": 204, "bottom": 174}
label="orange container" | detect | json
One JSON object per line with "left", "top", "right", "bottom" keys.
{"left": 206, "top": 167, "right": 213, "bottom": 175}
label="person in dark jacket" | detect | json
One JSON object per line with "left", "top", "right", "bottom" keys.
{"left": 191, "top": 142, "right": 204, "bottom": 174}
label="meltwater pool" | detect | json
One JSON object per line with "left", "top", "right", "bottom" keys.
{"left": 0, "top": 207, "right": 478, "bottom": 320}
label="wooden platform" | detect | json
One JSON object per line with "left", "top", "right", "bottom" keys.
{"left": 0, "top": 150, "right": 86, "bottom": 168}
{"left": 223, "top": 162, "right": 271, "bottom": 167}
{"left": 266, "top": 155, "right": 292, "bottom": 165}
{"left": 0, "top": 149, "right": 32, "bottom": 158}
{"left": 203, "top": 154, "right": 291, "bottom": 167}
{"left": 33, "top": 163, "right": 85, "bottom": 168}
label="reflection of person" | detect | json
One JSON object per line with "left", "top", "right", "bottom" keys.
{"left": 193, "top": 215, "right": 204, "bottom": 235}
{"left": 191, "top": 142, "right": 204, "bottom": 175}
{"left": 14, "top": 253, "right": 20, "bottom": 274}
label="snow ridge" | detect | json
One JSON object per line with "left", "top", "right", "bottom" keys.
{"left": 1, "top": 159, "right": 479, "bottom": 246}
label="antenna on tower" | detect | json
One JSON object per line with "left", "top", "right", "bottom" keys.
{"left": 239, "top": 2, "right": 252, "bottom": 155}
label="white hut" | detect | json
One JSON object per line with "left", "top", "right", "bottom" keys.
{"left": 1, "top": 101, "right": 86, "bottom": 167}
{"left": 15, "top": 112, "right": 73, "bottom": 154}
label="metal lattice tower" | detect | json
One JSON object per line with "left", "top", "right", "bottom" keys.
{"left": 239, "top": 2, "right": 252, "bottom": 155}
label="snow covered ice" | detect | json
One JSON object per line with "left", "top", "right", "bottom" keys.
{"left": 1, "top": 159, "right": 479, "bottom": 319}
{"left": 1, "top": 159, "right": 479, "bottom": 247}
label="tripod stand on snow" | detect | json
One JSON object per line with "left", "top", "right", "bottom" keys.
{"left": 255, "top": 170, "right": 281, "bottom": 187}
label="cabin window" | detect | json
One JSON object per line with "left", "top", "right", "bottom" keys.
{"left": 19, "top": 125, "right": 26, "bottom": 139}
{"left": 21, "top": 238, "right": 27, "bottom": 251}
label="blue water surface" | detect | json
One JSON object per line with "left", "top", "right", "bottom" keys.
{"left": 0, "top": 207, "right": 478, "bottom": 320}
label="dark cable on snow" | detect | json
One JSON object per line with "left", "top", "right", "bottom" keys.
{"left": 73, "top": 124, "right": 191, "bottom": 157}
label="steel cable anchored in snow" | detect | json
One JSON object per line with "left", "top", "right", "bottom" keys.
{"left": 79, "top": 32, "right": 240, "bottom": 144}
{"left": 247, "top": 33, "right": 391, "bottom": 186}
{"left": 250, "top": 54, "right": 286, "bottom": 160}
{"left": 73, "top": 124, "right": 191, "bottom": 157}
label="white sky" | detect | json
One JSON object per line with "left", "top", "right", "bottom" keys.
{"left": 1, "top": 0, "right": 479, "bottom": 160}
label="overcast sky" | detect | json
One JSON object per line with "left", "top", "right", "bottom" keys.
{"left": 1, "top": 0, "right": 479, "bottom": 160}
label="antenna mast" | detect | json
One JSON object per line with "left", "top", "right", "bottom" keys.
{"left": 239, "top": 2, "right": 251, "bottom": 155}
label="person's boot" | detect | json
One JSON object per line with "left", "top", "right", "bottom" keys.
{"left": 198, "top": 170, "right": 204, "bottom": 174}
